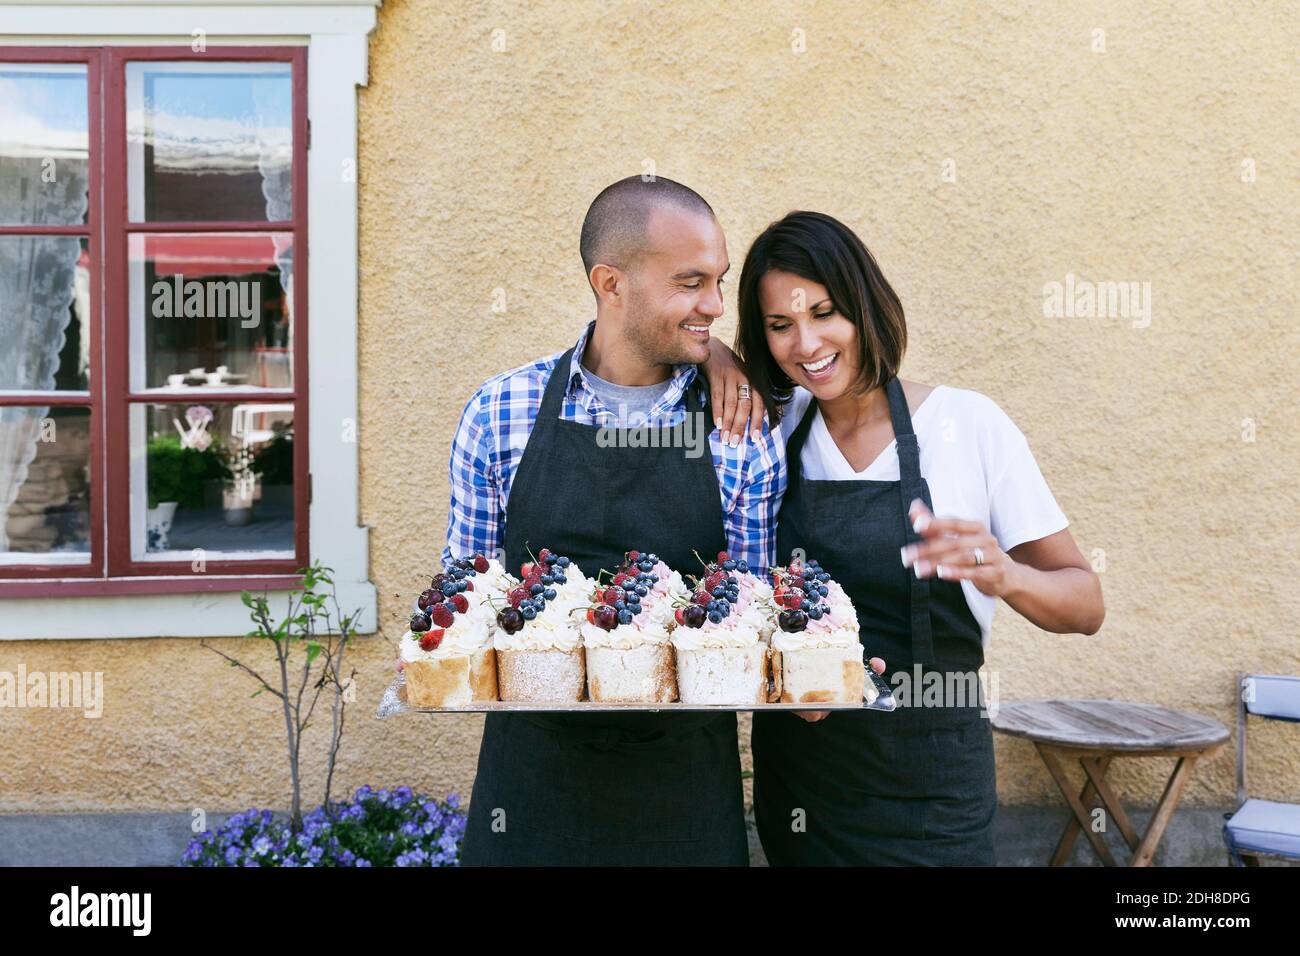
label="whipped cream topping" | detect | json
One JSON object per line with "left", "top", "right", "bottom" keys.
{"left": 492, "top": 560, "right": 588, "bottom": 652}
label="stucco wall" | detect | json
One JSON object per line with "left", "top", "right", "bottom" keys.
{"left": 2, "top": 0, "right": 1297, "bottom": 818}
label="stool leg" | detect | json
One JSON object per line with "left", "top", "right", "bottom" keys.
{"left": 1037, "top": 743, "right": 1117, "bottom": 867}
{"left": 1050, "top": 754, "right": 1113, "bottom": 866}
{"left": 1130, "top": 755, "right": 1198, "bottom": 867}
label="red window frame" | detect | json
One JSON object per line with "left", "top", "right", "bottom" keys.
{"left": 0, "top": 45, "right": 309, "bottom": 597}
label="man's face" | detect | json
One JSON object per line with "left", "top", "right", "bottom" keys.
{"left": 622, "top": 206, "right": 728, "bottom": 366}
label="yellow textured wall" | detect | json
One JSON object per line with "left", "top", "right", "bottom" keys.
{"left": 3, "top": 0, "right": 1297, "bottom": 818}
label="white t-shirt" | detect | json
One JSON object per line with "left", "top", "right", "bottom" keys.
{"left": 777, "top": 385, "right": 1069, "bottom": 645}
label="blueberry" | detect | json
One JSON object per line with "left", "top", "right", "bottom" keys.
{"left": 736, "top": 561, "right": 749, "bottom": 573}
{"left": 553, "top": 573, "right": 567, "bottom": 584}
{"left": 557, "top": 556, "right": 570, "bottom": 567}
{"left": 545, "top": 554, "right": 558, "bottom": 565}
{"left": 809, "top": 606, "right": 824, "bottom": 620}
{"left": 440, "top": 582, "right": 457, "bottom": 596}
{"left": 722, "top": 559, "right": 736, "bottom": 571}
{"left": 707, "top": 611, "right": 723, "bottom": 624}
{"left": 614, "top": 599, "right": 626, "bottom": 611}
{"left": 618, "top": 609, "right": 633, "bottom": 625}
{"left": 711, "top": 586, "right": 725, "bottom": 598}
{"left": 707, "top": 600, "right": 718, "bottom": 612}
{"left": 630, "top": 603, "right": 642, "bottom": 615}
{"left": 626, "top": 593, "right": 640, "bottom": 605}
{"left": 818, "top": 585, "right": 829, "bottom": 597}
{"left": 521, "top": 605, "right": 537, "bottom": 620}
{"left": 541, "top": 573, "right": 554, "bottom": 585}
{"left": 543, "top": 588, "right": 556, "bottom": 600}
{"left": 457, "top": 580, "right": 468, "bottom": 592}
{"left": 530, "top": 583, "right": 544, "bottom": 595}
{"left": 800, "top": 599, "right": 811, "bottom": 611}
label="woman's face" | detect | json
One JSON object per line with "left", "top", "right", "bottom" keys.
{"left": 759, "top": 269, "right": 862, "bottom": 402}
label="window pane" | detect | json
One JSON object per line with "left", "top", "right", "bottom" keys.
{"left": 129, "top": 233, "right": 293, "bottom": 391}
{"left": 0, "top": 64, "right": 89, "bottom": 226}
{"left": 0, "top": 236, "right": 91, "bottom": 391}
{"left": 130, "top": 402, "right": 295, "bottom": 560}
{"left": 0, "top": 406, "right": 91, "bottom": 562}
{"left": 126, "top": 61, "right": 292, "bottom": 222}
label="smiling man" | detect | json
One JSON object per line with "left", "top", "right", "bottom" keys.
{"left": 444, "top": 176, "right": 786, "bottom": 865}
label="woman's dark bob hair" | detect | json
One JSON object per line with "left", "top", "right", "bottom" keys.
{"left": 735, "top": 211, "right": 907, "bottom": 424}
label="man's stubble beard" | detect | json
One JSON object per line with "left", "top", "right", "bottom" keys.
{"left": 623, "top": 281, "right": 702, "bottom": 367}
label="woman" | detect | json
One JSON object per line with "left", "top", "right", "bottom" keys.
{"left": 732, "top": 211, "right": 1104, "bottom": 866}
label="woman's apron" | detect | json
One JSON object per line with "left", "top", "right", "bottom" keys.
{"left": 460, "top": 338, "right": 748, "bottom": 866}
{"left": 752, "top": 377, "right": 997, "bottom": 866}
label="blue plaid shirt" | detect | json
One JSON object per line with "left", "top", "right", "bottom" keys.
{"left": 443, "top": 322, "right": 786, "bottom": 575}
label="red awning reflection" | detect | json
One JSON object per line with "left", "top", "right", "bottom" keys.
{"left": 140, "top": 234, "right": 288, "bottom": 278}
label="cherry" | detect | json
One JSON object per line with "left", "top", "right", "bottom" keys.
{"left": 778, "top": 608, "right": 809, "bottom": 632}
{"left": 682, "top": 605, "right": 707, "bottom": 628}
{"left": 674, "top": 607, "right": 686, "bottom": 626}
{"left": 417, "top": 588, "right": 443, "bottom": 610}
{"left": 497, "top": 607, "right": 524, "bottom": 634}
{"left": 594, "top": 605, "right": 618, "bottom": 630}
{"left": 409, "top": 612, "right": 431, "bottom": 632}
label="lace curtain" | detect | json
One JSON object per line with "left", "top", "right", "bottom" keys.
{"left": 0, "top": 156, "right": 89, "bottom": 552}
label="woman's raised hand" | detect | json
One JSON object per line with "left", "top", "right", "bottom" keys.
{"left": 703, "top": 336, "right": 766, "bottom": 446}
{"left": 795, "top": 656, "right": 886, "bottom": 722}
{"left": 901, "top": 499, "right": 1016, "bottom": 598}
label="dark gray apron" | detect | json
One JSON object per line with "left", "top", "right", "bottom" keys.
{"left": 460, "top": 327, "right": 746, "bottom": 866}
{"left": 752, "top": 377, "right": 997, "bottom": 866}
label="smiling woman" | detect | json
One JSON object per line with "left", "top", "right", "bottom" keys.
{"left": 734, "top": 209, "right": 1103, "bottom": 866}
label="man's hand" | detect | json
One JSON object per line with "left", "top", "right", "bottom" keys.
{"left": 703, "top": 337, "right": 766, "bottom": 446}
{"left": 795, "top": 656, "right": 887, "bottom": 722}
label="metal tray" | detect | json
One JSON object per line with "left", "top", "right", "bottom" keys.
{"left": 375, "top": 667, "right": 896, "bottom": 717}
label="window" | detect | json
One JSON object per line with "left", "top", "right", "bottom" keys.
{"left": 0, "top": 1, "right": 379, "bottom": 638}
{"left": 0, "top": 46, "right": 309, "bottom": 591}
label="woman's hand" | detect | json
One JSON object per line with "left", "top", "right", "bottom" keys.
{"left": 703, "top": 337, "right": 766, "bottom": 446}
{"left": 902, "top": 499, "right": 1105, "bottom": 634}
{"left": 795, "top": 656, "right": 887, "bottom": 722}
{"left": 900, "top": 499, "right": 1017, "bottom": 598}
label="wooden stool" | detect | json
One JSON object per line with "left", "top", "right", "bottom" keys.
{"left": 992, "top": 699, "right": 1228, "bottom": 866}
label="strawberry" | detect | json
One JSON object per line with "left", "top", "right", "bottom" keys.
{"left": 419, "top": 628, "right": 445, "bottom": 652}
{"left": 431, "top": 604, "right": 454, "bottom": 628}
{"left": 692, "top": 591, "right": 711, "bottom": 606}
{"left": 602, "top": 586, "right": 625, "bottom": 605}
{"left": 537, "top": 548, "right": 552, "bottom": 563}
{"left": 716, "top": 550, "right": 731, "bottom": 563}
{"left": 473, "top": 553, "right": 489, "bottom": 573}
{"left": 626, "top": 549, "right": 641, "bottom": 563}
{"left": 675, "top": 607, "right": 686, "bottom": 626}
{"left": 520, "top": 561, "right": 538, "bottom": 579}
{"left": 612, "top": 572, "right": 633, "bottom": 587}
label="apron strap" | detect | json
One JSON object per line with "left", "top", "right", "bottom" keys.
{"left": 537, "top": 338, "right": 581, "bottom": 423}
{"left": 886, "top": 377, "right": 935, "bottom": 666}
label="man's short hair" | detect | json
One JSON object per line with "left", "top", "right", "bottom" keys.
{"left": 579, "top": 176, "right": 715, "bottom": 285}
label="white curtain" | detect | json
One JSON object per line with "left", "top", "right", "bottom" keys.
{"left": 0, "top": 155, "right": 89, "bottom": 552}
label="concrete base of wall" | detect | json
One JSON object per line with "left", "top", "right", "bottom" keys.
{"left": 3, "top": 804, "right": 1293, "bottom": 867}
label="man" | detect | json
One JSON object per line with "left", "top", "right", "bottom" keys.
{"left": 444, "top": 176, "right": 785, "bottom": 865}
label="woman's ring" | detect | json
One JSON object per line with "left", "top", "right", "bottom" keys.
{"left": 737, "top": 384, "right": 751, "bottom": 401}
{"left": 973, "top": 547, "right": 985, "bottom": 567}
